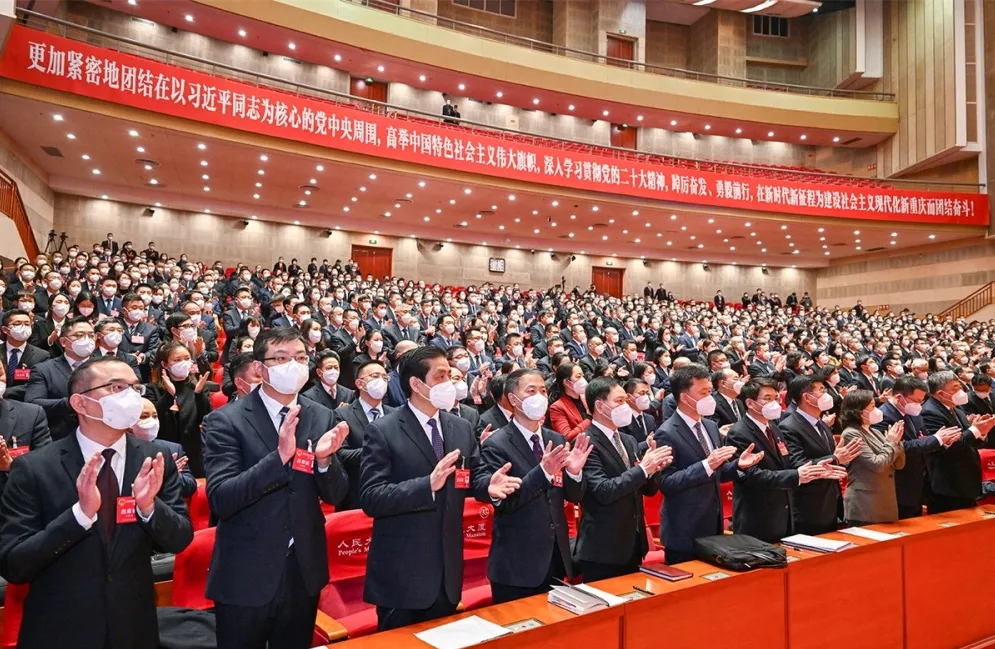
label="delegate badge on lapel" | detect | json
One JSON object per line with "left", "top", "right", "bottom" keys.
{"left": 12, "top": 368, "right": 29, "bottom": 381}
{"left": 116, "top": 496, "right": 138, "bottom": 524}
{"left": 551, "top": 472, "right": 564, "bottom": 488}
{"left": 7, "top": 437, "right": 28, "bottom": 458}
{"left": 777, "top": 441, "right": 789, "bottom": 456}
{"left": 292, "top": 440, "right": 315, "bottom": 474}
{"left": 454, "top": 457, "right": 470, "bottom": 489}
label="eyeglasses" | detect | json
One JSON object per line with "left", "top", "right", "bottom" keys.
{"left": 79, "top": 380, "right": 143, "bottom": 395}
{"left": 65, "top": 332, "right": 96, "bottom": 341}
{"left": 262, "top": 355, "right": 310, "bottom": 365}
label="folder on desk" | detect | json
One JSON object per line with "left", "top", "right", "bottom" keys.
{"left": 780, "top": 534, "right": 854, "bottom": 554}
{"left": 413, "top": 615, "right": 512, "bottom": 649}
{"left": 639, "top": 561, "right": 693, "bottom": 582}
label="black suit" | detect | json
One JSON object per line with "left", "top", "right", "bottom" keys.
{"left": 301, "top": 382, "right": 355, "bottom": 411}
{"left": 477, "top": 405, "right": 510, "bottom": 439}
{"left": 576, "top": 423, "right": 658, "bottom": 579}
{"left": 779, "top": 412, "right": 841, "bottom": 535}
{"left": 481, "top": 423, "right": 584, "bottom": 602}
{"left": 202, "top": 389, "right": 349, "bottom": 649}
{"left": 1, "top": 343, "right": 50, "bottom": 402}
{"left": 875, "top": 402, "right": 940, "bottom": 519}
{"left": 448, "top": 403, "right": 480, "bottom": 432}
{"left": 328, "top": 329, "right": 361, "bottom": 390}
{"left": 382, "top": 322, "right": 422, "bottom": 349}
{"left": 0, "top": 434, "right": 192, "bottom": 649}
{"left": 332, "top": 399, "right": 393, "bottom": 510}
{"left": 748, "top": 359, "right": 777, "bottom": 380}
{"left": 0, "top": 399, "right": 51, "bottom": 503}
{"left": 921, "top": 397, "right": 984, "bottom": 513}
{"left": 23, "top": 355, "right": 78, "bottom": 441}
{"left": 360, "top": 405, "right": 491, "bottom": 630}
{"left": 966, "top": 392, "right": 995, "bottom": 417}
{"left": 620, "top": 410, "right": 656, "bottom": 447}
{"left": 853, "top": 373, "right": 882, "bottom": 400}
{"left": 709, "top": 392, "right": 742, "bottom": 429}
{"left": 726, "top": 417, "right": 797, "bottom": 542}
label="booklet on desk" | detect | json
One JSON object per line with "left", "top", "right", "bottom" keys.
{"left": 780, "top": 534, "right": 854, "bottom": 554}
{"left": 639, "top": 561, "right": 694, "bottom": 582}
{"left": 547, "top": 581, "right": 624, "bottom": 615}
{"left": 413, "top": 615, "right": 511, "bottom": 649}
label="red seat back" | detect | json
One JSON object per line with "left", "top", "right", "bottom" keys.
{"left": 463, "top": 500, "right": 493, "bottom": 561}
{"left": 325, "top": 510, "right": 374, "bottom": 583}
{"left": 172, "top": 527, "right": 216, "bottom": 610}
{"left": 188, "top": 481, "right": 211, "bottom": 531}
{"left": 981, "top": 449, "right": 995, "bottom": 482}
{"left": 0, "top": 583, "right": 28, "bottom": 648}
{"left": 209, "top": 390, "right": 229, "bottom": 411}
{"left": 721, "top": 482, "right": 733, "bottom": 521}
{"left": 643, "top": 492, "right": 662, "bottom": 532}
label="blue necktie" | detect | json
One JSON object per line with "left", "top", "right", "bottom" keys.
{"left": 428, "top": 419, "right": 444, "bottom": 461}
{"left": 8, "top": 348, "right": 19, "bottom": 371}
{"left": 278, "top": 406, "right": 289, "bottom": 432}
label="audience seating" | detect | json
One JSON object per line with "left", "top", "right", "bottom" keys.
{"left": 319, "top": 509, "right": 378, "bottom": 639}
{"left": 187, "top": 481, "right": 211, "bottom": 532}
{"left": 171, "top": 527, "right": 216, "bottom": 610}
{"left": 0, "top": 583, "right": 27, "bottom": 649}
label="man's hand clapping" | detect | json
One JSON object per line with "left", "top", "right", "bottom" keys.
{"left": 638, "top": 438, "right": 673, "bottom": 475}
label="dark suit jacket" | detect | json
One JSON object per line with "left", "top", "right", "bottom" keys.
{"left": 576, "top": 423, "right": 658, "bottom": 566}
{"left": 875, "top": 401, "right": 939, "bottom": 511}
{"left": 726, "top": 417, "right": 797, "bottom": 542}
{"left": 220, "top": 308, "right": 247, "bottom": 364}
{"left": 153, "top": 439, "right": 198, "bottom": 499}
{"left": 477, "top": 404, "right": 510, "bottom": 439}
{"left": 654, "top": 414, "right": 740, "bottom": 561}
{"left": 0, "top": 434, "right": 192, "bottom": 649}
{"left": 95, "top": 295, "right": 123, "bottom": 318}
{"left": 921, "top": 397, "right": 983, "bottom": 501}
{"left": 676, "top": 333, "right": 701, "bottom": 363}
{"left": 328, "top": 329, "right": 360, "bottom": 390}
{"left": 966, "top": 392, "right": 995, "bottom": 417}
{"left": 117, "top": 320, "right": 160, "bottom": 360}
{"left": 853, "top": 373, "right": 882, "bottom": 399}
{"left": 1, "top": 342, "right": 50, "bottom": 402}
{"left": 202, "top": 389, "right": 349, "bottom": 606}
{"left": 449, "top": 403, "right": 480, "bottom": 433}
{"left": 748, "top": 359, "right": 777, "bottom": 379}
{"left": 301, "top": 382, "right": 355, "bottom": 411}
{"left": 23, "top": 356, "right": 78, "bottom": 441}
{"left": 779, "top": 411, "right": 840, "bottom": 534}
{"left": 332, "top": 399, "right": 393, "bottom": 510}
{"left": 360, "top": 405, "right": 490, "bottom": 609}
{"left": 0, "top": 399, "right": 51, "bottom": 503}
{"left": 382, "top": 323, "right": 422, "bottom": 350}
{"left": 481, "top": 423, "right": 584, "bottom": 587}
{"left": 709, "top": 392, "right": 742, "bottom": 429}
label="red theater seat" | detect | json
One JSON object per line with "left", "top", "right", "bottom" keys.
{"left": 319, "top": 510, "right": 377, "bottom": 639}
{"left": 187, "top": 481, "right": 211, "bottom": 532}
{"left": 209, "top": 390, "right": 228, "bottom": 411}
{"left": 0, "top": 583, "right": 28, "bottom": 649}
{"left": 980, "top": 449, "right": 995, "bottom": 482}
{"left": 172, "top": 527, "right": 215, "bottom": 610}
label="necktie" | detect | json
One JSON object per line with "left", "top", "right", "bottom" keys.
{"left": 731, "top": 399, "right": 742, "bottom": 421}
{"left": 8, "top": 348, "right": 19, "bottom": 371}
{"left": 766, "top": 426, "right": 777, "bottom": 450}
{"left": 370, "top": 408, "right": 380, "bottom": 421}
{"left": 640, "top": 415, "right": 648, "bottom": 439}
{"left": 530, "top": 434, "right": 544, "bottom": 463}
{"left": 612, "top": 432, "right": 631, "bottom": 468}
{"left": 96, "top": 448, "right": 118, "bottom": 542}
{"left": 278, "top": 406, "right": 289, "bottom": 432}
{"left": 692, "top": 422, "right": 711, "bottom": 456}
{"left": 428, "top": 418, "right": 444, "bottom": 461}
{"left": 817, "top": 420, "right": 834, "bottom": 449}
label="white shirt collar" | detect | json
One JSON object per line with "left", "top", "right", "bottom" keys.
{"left": 322, "top": 381, "right": 337, "bottom": 398}
{"left": 5, "top": 340, "right": 25, "bottom": 353}
{"left": 407, "top": 400, "right": 441, "bottom": 434}
{"left": 797, "top": 408, "right": 819, "bottom": 428}
{"left": 746, "top": 413, "right": 769, "bottom": 434}
{"left": 258, "top": 387, "right": 297, "bottom": 422}
{"left": 590, "top": 419, "right": 618, "bottom": 440}
{"left": 75, "top": 428, "right": 127, "bottom": 489}
{"left": 719, "top": 392, "right": 737, "bottom": 407}
{"left": 498, "top": 404, "right": 513, "bottom": 422}
{"left": 676, "top": 407, "right": 701, "bottom": 431}
{"left": 512, "top": 417, "right": 542, "bottom": 444}
{"left": 359, "top": 397, "right": 382, "bottom": 419}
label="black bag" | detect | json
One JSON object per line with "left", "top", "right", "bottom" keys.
{"left": 693, "top": 534, "right": 787, "bottom": 571}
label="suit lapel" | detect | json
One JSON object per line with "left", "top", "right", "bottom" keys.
{"left": 60, "top": 435, "right": 86, "bottom": 488}
{"left": 0, "top": 401, "right": 14, "bottom": 442}
{"left": 349, "top": 399, "right": 369, "bottom": 433}
{"left": 506, "top": 423, "right": 539, "bottom": 468}
{"left": 674, "top": 415, "right": 708, "bottom": 461}
{"left": 588, "top": 426, "right": 626, "bottom": 473}
{"left": 400, "top": 405, "right": 439, "bottom": 468}
{"left": 55, "top": 356, "right": 73, "bottom": 379}
{"left": 244, "top": 389, "right": 279, "bottom": 450}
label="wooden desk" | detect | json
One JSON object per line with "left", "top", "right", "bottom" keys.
{"left": 324, "top": 592, "right": 624, "bottom": 649}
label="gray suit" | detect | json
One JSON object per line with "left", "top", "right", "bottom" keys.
{"left": 841, "top": 425, "right": 906, "bottom": 524}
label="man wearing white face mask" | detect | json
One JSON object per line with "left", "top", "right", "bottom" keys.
{"left": 0, "top": 355, "right": 192, "bottom": 649}
{"left": 727, "top": 378, "right": 846, "bottom": 542}
{"left": 921, "top": 370, "right": 995, "bottom": 514}
{"left": 709, "top": 368, "right": 744, "bottom": 431}
{"left": 332, "top": 360, "right": 393, "bottom": 510}
{"left": 0, "top": 361, "right": 51, "bottom": 504}
{"left": 654, "top": 364, "right": 764, "bottom": 564}
{"left": 302, "top": 350, "right": 355, "bottom": 410}
{"left": 579, "top": 335, "right": 606, "bottom": 382}
{"left": 129, "top": 397, "right": 196, "bottom": 499}
{"left": 2, "top": 309, "right": 49, "bottom": 401}
{"left": 202, "top": 327, "right": 349, "bottom": 649}
{"left": 25, "top": 317, "right": 96, "bottom": 441}
{"left": 620, "top": 377, "right": 657, "bottom": 448}
{"left": 443, "top": 364, "right": 481, "bottom": 432}
{"left": 94, "top": 319, "right": 141, "bottom": 381}
{"left": 480, "top": 369, "right": 589, "bottom": 603}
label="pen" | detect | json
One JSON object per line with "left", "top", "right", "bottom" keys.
{"left": 632, "top": 585, "right": 655, "bottom": 596}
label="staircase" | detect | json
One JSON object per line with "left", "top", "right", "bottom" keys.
{"left": 0, "top": 168, "right": 40, "bottom": 259}
{"left": 939, "top": 282, "right": 995, "bottom": 321}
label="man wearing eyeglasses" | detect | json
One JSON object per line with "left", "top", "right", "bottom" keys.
{"left": 202, "top": 326, "right": 350, "bottom": 649}
{"left": 25, "top": 317, "right": 97, "bottom": 441}
{"left": 0, "top": 355, "right": 193, "bottom": 649}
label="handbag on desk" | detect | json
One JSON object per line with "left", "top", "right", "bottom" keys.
{"left": 693, "top": 534, "right": 787, "bottom": 571}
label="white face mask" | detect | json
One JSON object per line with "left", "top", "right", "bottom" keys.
{"left": 52, "top": 303, "right": 70, "bottom": 318}
{"left": 571, "top": 378, "right": 588, "bottom": 395}
{"left": 132, "top": 417, "right": 160, "bottom": 442}
{"left": 455, "top": 357, "right": 471, "bottom": 373}
{"left": 7, "top": 325, "right": 31, "bottom": 342}
{"left": 422, "top": 379, "right": 457, "bottom": 411}
{"left": 17, "top": 302, "right": 34, "bottom": 312}
{"left": 635, "top": 394, "right": 652, "bottom": 411}
{"left": 693, "top": 394, "right": 717, "bottom": 417}
{"left": 867, "top": 407, "right": 884, "bottom": 425}
{"left": 453, "top": 380, "right": 469, "bottom": 402}
{"left": 179, "top": 327, "right": 198, "bottom": 344}
{"left": 265, "top": 360, "right": 309, "bottom": 395}
{"left": 950, "top": 389, "right": 969, "bottom": 406}
{"left": 83, "top": 387, "right": 144, "bottom": 430}
{"left": 732, "top": 380, "right": 745, "bottom": 395}
{"left": 816, "top": 393, "right": 835, "bottom": 412}
{"left": 322, "top": 369, "right": 339, "bottom": 386}
{"left": 827, "top": 373, "right": 840, "bottom": 387}
{"left": 71, "top": 337, "right": 95, "bottom": 358}
{"left": 169, "top": 360, "right": 191, "bottom": 380}
{"left": 761, "top": 400, "right": 782, "bottom": 421}
{"left": 370, "top": 340, "right": 384, "bottom": 354}
{"left": 102, "top": 331, "right": 123, "bottom": 349}
{"left": 126, "top": 309, "right": 145, "bottom": 322}
{"left": 308, "top": 329, "right": 323, "bottom": 344}
{"left": 511, "top": 344, "right": 524, "bottom": 357}
{"left": 607, "top": 402, "right": 633, "bottom": 428}
{"left": 0, "top": 381, "right": 5, "bottom": 399}
{"left": 442, "top": 323, "right": 455, "bottom": 335}
{"left": 364, "top": 377, "right": 388, "bottom": 401}
{"left": 594, "top": 344, "right": 606, "bottom": 356}
{"left": 902, "top": 400, "right": 922, "bottom": 417}
{"left": 247, "top": 326, "right": 260, "bottom": 339}
{"left": 519, "top": 393, "right": 548, "bottom": 421}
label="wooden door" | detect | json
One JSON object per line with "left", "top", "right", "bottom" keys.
{"left": 611, "top": 124, "right": 637, "bottom": 150}
{"left": 606, "top": 35, "right": 635, "bottom": 68}
{"left": 592, "top": 266, "right": 624, "bottom": 298}
{"left": 351, "top": 245, "right": 393, "bottom": 279}
{"left": 349, "top": 77, "right": 388, "bottom": 104}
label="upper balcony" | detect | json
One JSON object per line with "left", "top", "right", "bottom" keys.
{"left": 80, "top": 0, "right": 899, "bottom": 146}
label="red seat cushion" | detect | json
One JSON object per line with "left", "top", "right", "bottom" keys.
{"left": 461, "top": 584, "right": 493, "bottom": 611}
{"left": 0, "top": 583, "right": 28, "bottom": 648}
{"left": 172, "top": 527, "right": 216, "bottom": 610}
{"left": 187, "top": 481, "right": 211, "bottom": 532}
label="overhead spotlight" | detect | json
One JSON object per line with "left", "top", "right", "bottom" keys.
{"left": 702, "top": 262, "right": 710, "bottom": 271}
{"left": 241, "top": 219, "right": 250, "bottom": 226}
{"left": 142, "top": 207, "right": 155, "bottom": 217}
{"left": 570, "top": 255, "right": 576, "bottom": 262}
{"left": 550, "top": 253, "right": 558, "bottom": 260}
{"left": 761, "top": 265, "right": 769, "bottom": 275}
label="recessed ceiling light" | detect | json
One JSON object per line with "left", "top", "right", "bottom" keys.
{"left": 419, "top": 75, "right": 426, "bottom": 82}
{"left": 833, "top": 137, "right": 840, "bottom": 143}
{"left": 890, "top": 232, "right": 898, "bottom": 237}
{"left": 708, "top": 218, "right": 714, "bottom": 224}
{"left": 344, "top": 207, "right": 350, "bottom": 212}
{"left": 316, "top": 165, "right": 324, "bottom": 171}
{"left": 201, "top": 174, "right": 209, "bottom": 180}
{"left": 681, "top": 226, "right": 687, "bottom": 231}
{"left": 460, "top": 221, "right": 468, "bottom": 227}
{"left": 534, "top": 228, "right": 541, "bottom": 234}
{"left": 704, "top": 124, "right": 711, "bottom": 131}
{"left": 449, "top": 199, "right": 456, "bottom": 205}
{"left": 253, "top": 193, "right": 260, "bottom": 199}
{"left": 464, "top": 188, "right": 472, "bottom": 195}
{"left": 184, "top": 14, "right": 194, "bottom": 22}
{"left": 287, "top": 41, "right": 296, "bottom": 51}
{"left": 890, "top": 240, "right": 897, "bottom": 245}
{"left": 334, "top": 54, "right": 342, "bottom": 62}
{"left": 568, "top": 233, "right": 575, "bottom": 238}
{"left": 458, "top": 83, "right": 465, "bottom": 91}
{"left": 199, "top": 160, "right": 208, "bottom": 167}
{"left": 52, "top": 114, "right": 64, "bottom": 122}
{"left": 509, "top": 194, "right": 516, "bottom": 201}
{"left": 154, "top": 202, "right": 161, "bottom": 207}
{"left": 820, "top": 236, "right": 826, "bottom": 241}
{"left": 238, "top": 28, "right": 247, "bottom": 37}
{"left": 81, "top": 154, "right": 90, "bottom": 160}
{"left": 92, "top": 168, "right": 100, "bottom": 175}
{"left": 255, "top": 182, "right": 262, "bottom": 188}
{"left": 735, "top": 128, "right": 743, "bottom": 135}
{"left": 670, "top": 120, "right": 678, "bottom": 126}
{"left": 786, "top": 235, "right": 792, "bottom": 239}
{"left": 853, "top": 230, "right": 860, "bottom": 235}
{"left": 781, "top": 225, "right": 788, "bottom": 230}
{"left": 670, "top": 214, "right": 677, "bottom": 220}
{"left": 568, "top": 104, "right": 575, "bottom": 111}
{"left": 149, "top": 179, "right": 158, "bottom": 185}
{"left": 602, "top": 235, "right": 609, "bottom": 241}
{"left": 768, "top": 131, "right": 775, "bottom": 137}
{"left": 632, "top": 210, "right": 639, "bottom": 216}
{"left": 294, "top": 220, "right": 300, "bottom": 225}
{"left": 100, "top": 194, "right": 108, "bottom": 199}
{"left": 533, "top": 98, "right": 540, "bottom": 105}
{"left": 203, "top": 186, "right": 210, "bottom": 192}
{"left": 929, "top": 234, "right": 936, "bottom": 239}
{"left": 592, "top": 205, "right": 599, "bottom": 212}
{"left": 856, "top": 246, "right": 862, "bottom": 250}
{"left": 260, "top": 154, "right": 268, "bottom": 161}
{"left": 496, "top": 91, "right": 503, "bottom": 98}
{"left": 603, "top": 110, "right": 610, "bottom": 117}
{"left": 359, "top": 186, "right": 367, "bottom": 192}
{"left": 128, "top": 129, "right": 139, "bottom": 137}
{"left": 136, "top": 147, "right": 145, "bottom": 153}
{"left": 377, "top": 65, "right": 385, "bottom": 73}
{"left": 257, "top": 169, "right": 264, "bottom": 175}
{"left": 197, "top": 143, "right": 206, "bottom": 150}
{"left": 204, "top": 209, "right": 211, "bottom": 214}
{"left": 299, "top": 200, "right": 307, "bottom": 206}
{"left": 515, "top": 218, "right": 521, "bottom": 223}
{"left": 762, "top": 248, "right": 767, "bottom": 253}
{"left": 855, "top": 239, "right": 861, "bottom": 243}
{"left": 304, "top": 190, "right": 311, "bottom": 196}
{"left": 352, "top": 197, "right": 358, "bottom": 202}
{"left": 532, "top": 210, "right": 539, "bottom": 216}
{"left": 65, "top": 133, "right": 76, "bottom": 140}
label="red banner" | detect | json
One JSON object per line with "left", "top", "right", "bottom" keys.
{"left": 1, "top": 26, "right": 988, "bottom": 225}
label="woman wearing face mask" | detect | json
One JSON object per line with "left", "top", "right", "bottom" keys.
{"left": 31, "top": 293, "right": 73, "bottom": 356}
{"left": 301, "top": 318, "right": 328, "bottom": 363}
{"left": 145, "top": 341, "right": 212, "bottom": 478}
{"left": 127, "top": 397, "right": 197, "bottom": 498}
{"left": 548, "top": 363, "right": 591, "bottom": 442}
{"left": 840, "top": 390, "right": 906, "bottom": 525}
{"left": 353, "top": 330, "right": 388, "bottom": 376}
{"left": 650, "top": 348, "right": 673, "bottom": 392}
{"left": 73, "top": 291, "right": 99, "bottom": 325}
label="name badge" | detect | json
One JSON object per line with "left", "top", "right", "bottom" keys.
{"left": 777, "top": 441, "right": 789, "bottom": 456}
{"left": 551, "top": 472, "right": 564, "bottom": 488}
{"left": 292, "top": 448, "right": 315, "bottom": 474}
{"left": 131, "top": 335, "right": 145, "bottom": 345}
{"left": 454, "top": 468, "right": 470, "bottom": 489}
{"left": 7, "top": 446, "right": 29, "bottom": 458}
{"left": 12, "top": 368, "right": 30, "bottom": 381}
{"left": 116, "top": 496, "right": 137, "bottom": 524}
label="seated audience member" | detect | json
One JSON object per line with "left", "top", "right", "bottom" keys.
{"left": 129, "top": 397, "right": 197, "bottom": 499}
{"left": 25, "top": 317, "right": 96, "bottom": 440}
{"left": 0, "top": 360, "right": 51, "bottom": 502}
{"left": 302, "top": 349, "right": 355, "bottom": 409}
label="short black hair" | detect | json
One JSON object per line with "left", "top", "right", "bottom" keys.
{"left": 230, "top": 352, "right": 256, "bottom": 382}
{"left": 355, "top": 359, "right": 386, "bottom": 381}
{"left": 840, "top": 389, "right": 874, "bottom": 430}
{"left": 398, "top": 345, "right": 447, "bottom": 399}
{"left": 93, "top": 318, "right": 124, "bottom": 334}
{"left": 68, "top": 355, "right": 130, "bottom": 396}
{"left": 61, "top": 316, "right": 93, "bottom": 337}
{"left": 314, "top": 349, "right": 341, "bottom": 371}
{"left": 505, "top": 368, "right": 542, "bottom": 397}
{"left": 892, "top": 375, "right": 927, "bottom": 396}
{"left": 622, "top": 378, "right": 647, "bottom": 395}
{"left": 252, "top": 326, "right": 306, "bottom": 362}
{"left": 740, "top": 377, "right": 777, "bottom": 405}
{"left": 488, "top": 373, "right": 507, "bottom": 402}
{"left": 787, "top": 375, "right": 824, "bottom": 406}
{"left": 670, "top": 363, "right": 710, "bottom": 401}
{"left": 2, "top": 309, "right": 31, "bottom": 327}
{"left": 585, "top": 376, "right": 618, "bottom": 406}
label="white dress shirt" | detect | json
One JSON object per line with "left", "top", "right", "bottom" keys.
{"left": 498, "top": 405, "right": 513, "bottom": 424}
{"left": 511, "top": 418, "right": 581, "bottom": 483}
{"left": 407, "top": 400, "right": 443, "bottom": 447}
{"left": 359, "top": 397, "right": 384, "bottom": 424}
{"left": 72, "top": 429, "right": 153, "bottom": 528}
{"left": 589, "top": 420, "right": 649, "bottom": 478}
{"left": 676, "top": 408, "right": 716, "bottom": 477}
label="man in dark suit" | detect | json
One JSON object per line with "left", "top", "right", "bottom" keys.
{"left": 429, "top": 314, "right": 460, "bottom": 351}
{"left": 576, "top": 377, "right": 670, "bottom": 580}
{"left": 578, "top": 335, "right": 607, "bottom": 381}
{"left": 747, "top": 343, "right": 779, "bottom": 379}
{"left": 383, "top": 341, "right": 418, "bottom": 409}
{"left": 94, "top": 318, "right": 142, "bottom": 381}
{"left": 920, "top": 371, "right": 995, "bottom": 513}
{"left": 118, "top": 293, "right": 160, "bottom": 371}
{"left": 966, "top": 374, "right": 995, "bottom": 417}
{"left": 779, "top": 376, "right": 862, "bottom": 535}
{"left": 477, "top": 374, "right": 512, "bottom": 438}
{"left": 654, "top": 364, "right": 762, "bottom": 564}
{"left": 202, "top": 327, "right": 350, "bottom": 649}
{"left": 2, "top": 309, "right": 50, "bottom": 402}
{"left": 360, "top": 345, "right": 521, "bottom": 630}
{"left": 481, "top": 369, "right": 589, "bottom": 602}
{"left": 0, "top": 355, "right": 192, "bottom": 649}
{"left": 302, "top": 350, "right": 355, "bottom": 410}
{"left": 25, "top": 317, "right": 95, "bottom": 441}
{"left": 676, "top": 321, "right": 702, "bottom": 364}
{"left": 102, "top": 232, "right": 120, "bottom": 256}
{"left": 643, "top": 283, "right": 654, "bottom": 299}
{"left": 875, "top": 376, "right": 960, "bottom": 519}
{"left": 713, "top": 290, "right": 726, "bottom": 310}
{"left": 328, "top": 309, "right": 364, "bottom": 390}
{"left": 445, "top": 365, "right": 481, "bottom": 430}
{"left": 709, "top": 368, "right": 744, "bottom": 431}
{"left": 727, "top": 379, "right": 844, "bottom": 542}
{"left": 0, "top": 360, "right": 51, "bottom": 502}
{"left": 382, "top": 304, "right": 422, "bottom": 349}
{"left": 222, "top": 286, "right": 255, "bottom": 364}
{"left": 620, "top": 377, "right": 656, "bottom": 446}
{"left": 96, "top": 277, "right": 123, "bottom": 318}
{"left": 654, "top": 284, "right": 668, "bottom": 302}
{"left": 853, "top": 355, "right": 884, "bottom": 402}
{"left": 333, "top": 359, "right": 392, "bottom": 510}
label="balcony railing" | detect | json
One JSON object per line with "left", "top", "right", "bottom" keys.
{"left": 344, "top": 0, "right": 895, "bottom": 102}
{"left": 939, "top": 283, "right": 995, "bottom": 320}
{"left": 0, "top": 168, "right": 41, "bottom": 259}
{"left": 16, "top": 10, "right": 980, "bottom": 194}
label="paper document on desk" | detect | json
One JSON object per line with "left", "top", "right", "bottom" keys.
{"left": 840, "top": 527, "right": 902, "bottom": 542}
{"left": 573, "top": 584, "right": 627, "bottom": 607}
{"left": 781, "top": 534, "right": 853, "bottom": 553}
{"left": 414, "top": 615, "right": 512, "bottom": 649}
{"left": 548, "top": 583, "right": 614, "bottom": 615}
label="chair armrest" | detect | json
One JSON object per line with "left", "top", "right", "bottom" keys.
{"left": 314, "top": 609, "right": 349, "bottom": 644}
